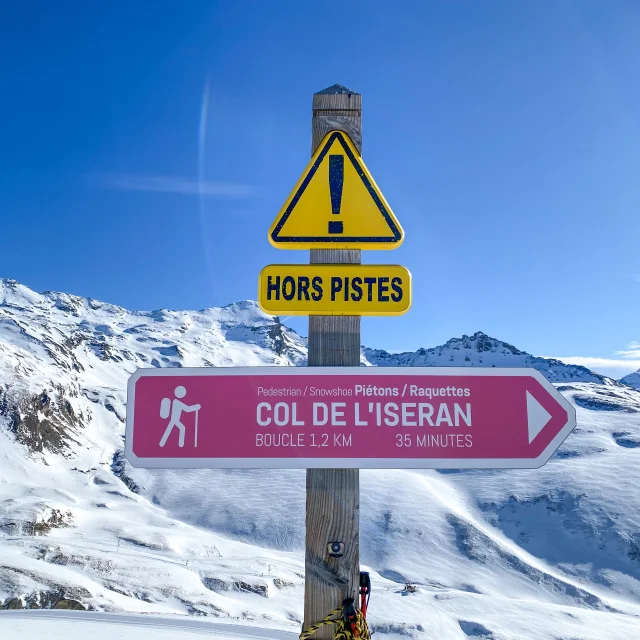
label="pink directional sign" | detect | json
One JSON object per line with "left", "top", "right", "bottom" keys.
{"left": 125, "top": 367, "right": 576, "bottom": 469}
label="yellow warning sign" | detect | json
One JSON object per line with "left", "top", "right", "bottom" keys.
{"left": 268, "top": 130, "right": 403, "bottom": 249}
{"left": 258, "top": 264, "right": 412, "bottom": 316}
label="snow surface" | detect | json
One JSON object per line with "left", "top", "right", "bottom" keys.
{"left": 0, "top": 611, "right": 297, "bottom": 639}
{"left": 1, "top": 278, "right": 640, "bottom": 639}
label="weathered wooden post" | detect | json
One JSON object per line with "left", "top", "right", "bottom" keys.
{"left": 304, "top": 84, "right": 362, "bottom": 639}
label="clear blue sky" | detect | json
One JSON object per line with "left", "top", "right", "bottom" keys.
{"left": 1, "top": 1, "right": 639, "bottom": 377}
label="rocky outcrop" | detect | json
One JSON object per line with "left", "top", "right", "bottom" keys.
{"left": 0, "top": 384, "right": 88, "bottom": 454}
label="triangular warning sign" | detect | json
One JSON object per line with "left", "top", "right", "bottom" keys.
{"left": 269, "top": 130, "right": 403, "bottom": 249}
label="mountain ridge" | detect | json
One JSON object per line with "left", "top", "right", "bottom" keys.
{"left": 364, "top": 330, "right": 610, "bottom": 384}
{"left": 0, "top": 277, "right": 613, "bottom": 385}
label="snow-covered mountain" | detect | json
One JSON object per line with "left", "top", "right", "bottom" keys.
{"left": 1, "top": 277, "right": 640, "bottom": 639}
{"left": 364, "top": 332, "right": 608, "bottom": 383}
{"left": 620, "top": 369, "right": 640, "bottom": 390}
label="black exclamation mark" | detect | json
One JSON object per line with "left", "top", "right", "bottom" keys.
{"left": 328, "top": 155, "right": 344, "bottom": 234}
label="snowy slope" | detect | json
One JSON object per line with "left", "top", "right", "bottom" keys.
{"left": 1, "top": 278, "right": 640, "bottom": 639}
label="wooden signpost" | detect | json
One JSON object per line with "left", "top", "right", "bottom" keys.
{"left": 267, "top": 84, "right": 403, "bottom": 639}
{"left": 305, "top": 86, "right": 363, "bottom": 640}
{"left": 124, "top": 84, "right": 577, "bottom": 640}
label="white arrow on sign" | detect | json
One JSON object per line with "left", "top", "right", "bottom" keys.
{"left": 526, "top": 391, "right": 552, "bottom": 444}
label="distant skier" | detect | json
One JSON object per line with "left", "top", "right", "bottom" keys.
{"left": 159, "top": 386, "right": 201, "bottom": 448}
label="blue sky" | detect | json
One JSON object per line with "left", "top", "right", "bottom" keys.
{"left": 1, "top": 1, "right": 639, "bottom": 377}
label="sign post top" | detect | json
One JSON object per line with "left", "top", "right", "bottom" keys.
{"left": 269, "top": 130, "right": 403, "bottom": 250}
{"left": 315, "top": 84, "right": 360, "bottom": 96}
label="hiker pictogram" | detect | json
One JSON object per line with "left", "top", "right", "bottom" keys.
{"left": 158, "top": 386, "right": 201, "bottom": 448}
